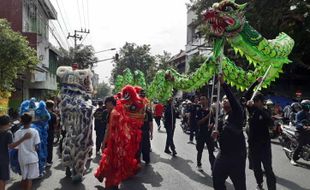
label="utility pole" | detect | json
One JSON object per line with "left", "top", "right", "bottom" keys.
{"left": 67, "top": 28, "right": 90, "bottom": 48}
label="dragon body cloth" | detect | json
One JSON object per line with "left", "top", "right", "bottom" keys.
{"left": 115, "top": 0, "right": 294, "bottom": 102}
{"left": 56, "top": 66, "right": 94, "bottom": 182}
{"left": 95, "top": 85, "right": 146, "bottom": 188}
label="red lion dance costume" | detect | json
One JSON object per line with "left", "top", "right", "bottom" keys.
{"left": 95, "top": 85, "right": 146, "bottom": 188}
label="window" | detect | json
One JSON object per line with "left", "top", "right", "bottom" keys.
{"left": 23, "top": 0, "right": 37, "bottom": 33}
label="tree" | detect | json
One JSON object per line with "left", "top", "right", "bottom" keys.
{"left": 0, "top": 19, "right": 38, "bottom": 98}
{"left": 188, "top": 54, "right": 207, "bottom": 73}
{"left": 155, "top": 51, "right": 174, "bottom": 70}
{"left": 94, "top": 82, "right": 112, "bottom": 99}
{"left": 111, "top": 42, "right": 156, "bottom": 84}
{"left": 59, "top": 44, "right": 98, "bottom": 69}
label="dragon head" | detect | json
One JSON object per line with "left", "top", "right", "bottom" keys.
{"left": 203, "top": 0, "right": 247, "bottom": 37}
{"left": 121, "top": 85, "right": 146, "bottom": 120}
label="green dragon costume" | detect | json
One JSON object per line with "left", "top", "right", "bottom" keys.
{"left": 115, "top": 0, "right": 294, "bottom": 102}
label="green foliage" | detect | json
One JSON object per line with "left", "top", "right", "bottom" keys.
{"left": 155, "top": 51, "right": 174, "bottom": 70}
{"left": 94, "top": 82, "right": 111, "bottom": 99}
{"left": 59, "top": 44, "right": 98, "bottom": 69}
{"left": 188, "top": 54, "right": 208, "bottom": 73}
{"left": 111, "top": 42, "right": 157, "bottom": 84}
{"left": 0, "top": 19, "right": 38, "bottom": 96}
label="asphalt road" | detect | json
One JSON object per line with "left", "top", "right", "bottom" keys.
{"left": 6, "top": 119, "right": 310, "bottom": 190}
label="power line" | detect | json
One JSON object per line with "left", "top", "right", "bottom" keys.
{"left": 81, "top": 0, "right": 87, "bottom": 28}
{"left": 76, "top": 0, "right": 83, "bottom": 28}
{"left": 48, "top": 24, "right": 65, "bottom": 50}
{"left": 50, "top": 20, "right": 70, "bottom": 49}
{"left": 55, "top": 0, "right": 73, "bottom": 45}
{"left": 52, "top": 19, "right": 71, "bottom": 48}
{"left": 68, "top": 29, "right": 90, "bottom": 48}
{"left": 80, "top": 33, "right": 88, "bottom": 44}
{"left": 59, "top": 0, "right": 73, "bottom": 32}
{"left": 86, "top": 0, "right": 90, "bottom": 29}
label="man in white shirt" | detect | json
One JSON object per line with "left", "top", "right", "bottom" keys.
{"left": 14, "top": 113, "right": 40, "bottom": 190}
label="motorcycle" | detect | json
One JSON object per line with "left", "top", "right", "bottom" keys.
{"left": 279, "top": 124, "right": 310, "bottom": 162}
{"left": 270, "top": 115, "right": 283, "bottom": 139}
{"left": 180, "top": 101, "right": 191, "bottom": 134}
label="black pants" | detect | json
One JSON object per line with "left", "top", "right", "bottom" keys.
{"left": 154, "top": 116, "right": 161, "bottom": 128}
{"left": 196, "top": 130, "right": 215, "bottom": 169}
{"left": 293, "top": 131, "right": 310, "bottom": 161}
{"left": 140, "top": 130, "right": 151, "bottom": 163}
{"left": 47, "top": 130, "right": 54, "bottom": 163}
{"left": 250, "top": 143, "right": 276, "bottom": 190}
{"left": 213, "top": 154, "right": 246, "bottom": 190}
{"left": 95, "top": 128, "right": 106, "bottom": 152}
{"left": 189, "top": 123, "right": 197, "bottom": 142}
{"left": 165, "top": 125, "right": 176, "bottom": 151}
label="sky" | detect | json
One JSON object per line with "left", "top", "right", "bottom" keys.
{"left": 49, "top": 0, "right": 189, "bottom": 84}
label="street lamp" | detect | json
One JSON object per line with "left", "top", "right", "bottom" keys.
{"left": 94, "top": 48, "right": 116, "bottom": 54}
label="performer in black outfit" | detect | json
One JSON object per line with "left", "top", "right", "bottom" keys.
{"left": 94, "top": 101, "right": 108, "bottom": 154}
{"left": 195, "top": 95, "right": 215, "bottom": 171}
{"left": 189, "top": 97, "right": 200, "bottom": 144}
{"left": 164, "top": 98, "right": 177, "bottom": 156}
{"left": 212, "top": 74, "right": 246, "bottom": 190}
{"left": 139, "top": 108, "right": 153, "bottom": 164}
{"left": 242, "top": 77, "right": 277, "bottom": 190}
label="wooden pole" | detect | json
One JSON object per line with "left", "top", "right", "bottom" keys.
{"left": 250, "top": 65, "right": 272, "bottom": 101}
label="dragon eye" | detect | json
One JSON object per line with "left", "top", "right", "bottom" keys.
{"left": 223, "top": 5, "right": 235, "bottom": 12}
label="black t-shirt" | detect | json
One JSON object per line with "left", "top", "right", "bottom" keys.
{"left": 94, "top": 108, "right": 108, "bottom": 130}
{"left": 48, "top": 111, "right": 57, "bottom": 133}
{"left": 0, "top": 130, "right": 13, "bottom": 165}
{"left": 248, "top": 107, "right": 274, "bottom": 145}
{"left": 142, "top": 110, "right": 153, "bottom": 132}
{"left": 190, "top": 104, "right": 201, "bottom": 125}
{"left": 196, "top": 107, "right": 211, "bottom": 133}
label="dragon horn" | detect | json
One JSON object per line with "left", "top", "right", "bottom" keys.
{"left": 238, "top": 3, "right": 247, "bottom": 10}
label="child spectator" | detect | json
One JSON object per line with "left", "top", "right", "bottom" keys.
{"left": 0, "top": 115, "right": 31, "bottom": 190}
{"left": 14, "top": 113, "right": 41, "bottom": 190}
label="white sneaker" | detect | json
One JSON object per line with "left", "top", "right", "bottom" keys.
{"left": 290, "top": 159, "right": 298, "bottom": 166}
{"left": 197, "top": 165, "right": 203, "bottom": 171}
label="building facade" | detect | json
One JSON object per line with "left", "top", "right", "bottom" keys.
{"left": 0, "top": 0, "right": 59, "bottom": 106}
{"left": 170, "top": 50, "right": 186, "bottom": 74}
{"left": 185, "top": 9, "right": 212, "bottom": 73}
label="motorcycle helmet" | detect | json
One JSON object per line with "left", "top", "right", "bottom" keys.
{"left": 290, "top": 102, "right": 302, "bottom": 112}
{"left": 301, "top": 99, "right": 310, "bottom": 111}
{"left": 265, "top": 99, "right": 273, "bottom": 105}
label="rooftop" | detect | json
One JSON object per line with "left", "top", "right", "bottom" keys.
{"left": 39, "top": 0, "right": 57, "bottom": 19}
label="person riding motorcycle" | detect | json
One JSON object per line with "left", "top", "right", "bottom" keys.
{"left": 291, "top": 100, "right": 310, "bottom": 165}
{"left": 289, "top": 102, "right": 302, "bottom": 124}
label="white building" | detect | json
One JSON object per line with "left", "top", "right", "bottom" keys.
{"left": 23, "top": 0, "right": 58, "bottom": 98}
{"left": 185, "top": 9, "right": 212, "bottom": 73}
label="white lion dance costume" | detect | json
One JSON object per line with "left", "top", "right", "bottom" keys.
{"left": 56, "top": 66, "right": 94, "bottom": 182}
